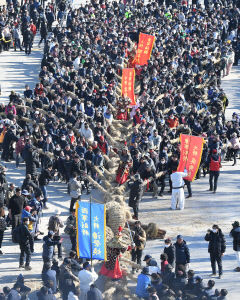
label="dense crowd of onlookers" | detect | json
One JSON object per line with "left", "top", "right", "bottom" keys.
{"left": 0, "top": 0, "right": 239, "bottom": 298}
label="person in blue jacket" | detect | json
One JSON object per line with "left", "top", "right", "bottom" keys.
{"left": 42, "top": 231, "right": 61, "bottom": 263}
{"left": 174, "top": 235, "right": 190, "bottom": 272}
{"left": 136, "top": 267, "right": 151, "bottom": 299}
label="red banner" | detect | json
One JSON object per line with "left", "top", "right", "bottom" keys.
{"left": 133, "top": 33, "right": 155, "bottom": 66}
{"left": 121, "top": 68, "right": 136, "bottom": 106}
{"left": 177, "top": 134, "right": 204, "bottom": 182}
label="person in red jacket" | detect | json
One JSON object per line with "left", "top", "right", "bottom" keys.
{"left": 30, "top": 21, "right": 37, "bottom": 39}
{"left": 167, "top": 114, "right": 179, "bottom": 128}
{"left": 208, "top": 149, "right": 221, "bottom": 193}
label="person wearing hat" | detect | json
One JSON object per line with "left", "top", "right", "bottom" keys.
{"left": 174, "top": 235, "right": 190, "bottom": 273}
{"left": 230, "top": 221, "right": 240, "bottom": 272}
{"left": 208, "top": 149, "right": 221, "bottom": 193}
{"left": 42, "top": 261, "right": 57, "bottom": 294}
{"left": 170, "top": 166, "right": 188, "bottom": 210}
{"left": 131, "top": 221, "right": 146, "bottom": 273}
{"left": 205, "top": 225, "right": 226, "bottom": 278}
{"left": 48, "top": 209, "right": 64, "bottom": 259}
{"left": 128, "top": 173, "right": 143, "bottom": 220}
{"left": 136, "top": 267, "right": 151, "bottom": 299}
{"left": 143, "top": 255, "right": 160, "bottom": 275}
{"left": 78, "top": 262, "right": 98, "bottom": 300}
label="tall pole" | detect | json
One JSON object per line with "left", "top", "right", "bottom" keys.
{"left": 90, "top": 196, "right": 93, "bottom": 267}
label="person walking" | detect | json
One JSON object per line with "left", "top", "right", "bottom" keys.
{"left": 208, "top": 149, "right": 221, "bottom": 193}
{"left": 68, "top": 172, "right": 81, "bottom": 212}
{"left": 13, "top": 25, "right": 23, "bottom": 51}
{"left": 128, "top": 174, "right": 143, "bottom": 220}
{"left": 205, "top": 224, "right": 226, "bottom": 279}
{"left": 131, "top": 220, "right": 146, "bottom": 273}
{"left": 174, "top": 235, "right": 190, "bottom": 272}
{"left": 18, "top": 217, "right": 34, "bottom": 270}
{"left": 170, "top": 167, "right": 188, "bottom": 210}
{"left": 230, "top": 221, "right": 240, "bottom": 272}
{"left": 48, "top": 209, "right": 64, "bottom": 259}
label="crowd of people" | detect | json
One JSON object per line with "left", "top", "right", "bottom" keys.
{"left": 0, "top": 0, "right": 239, "bottom": 298}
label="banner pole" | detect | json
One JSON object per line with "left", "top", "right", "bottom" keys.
{"left": 90, "top": 196, "right": 93, "bottom": 267}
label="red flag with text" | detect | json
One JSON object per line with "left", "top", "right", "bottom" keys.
{"left": 177, "top": 134, "right": 204, "bottom": 182}
{"left": 133, "top": 33, "right": 155, "bottom": 66}
{"left": 121, "top": 68, "right": 136, "bottom": 106}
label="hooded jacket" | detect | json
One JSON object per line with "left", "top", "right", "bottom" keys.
{"left": 205, "top": 230, "right": 226, "bottom": 255}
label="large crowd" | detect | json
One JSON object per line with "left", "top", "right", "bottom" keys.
{"left": 0, "top": 0, "right": 239, "bottom": 298}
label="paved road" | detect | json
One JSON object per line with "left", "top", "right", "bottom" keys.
{"left": 0, "top": 29, "right": 239, "bottom": 298}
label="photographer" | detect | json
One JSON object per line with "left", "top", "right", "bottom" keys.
{"left": 131, "top": 221, "right": 146, "bottom": 273}
{"left": 230, "top": 221, "right": 240, "bottom": 272}
{"left": 205, "top": 225, "right": 226, "bottom": 279}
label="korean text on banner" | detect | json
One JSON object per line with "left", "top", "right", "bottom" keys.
{"left": 121, "top": 68, "right": 136, "bottom": 106}
{"left": 133, "top": 32, "right": 155, "bottom": 66}
{"left": 76, "top": 201, "right": 106, "bottom": 260}
{"left": 177, "top": 134, "right": 204, "bottom": 182}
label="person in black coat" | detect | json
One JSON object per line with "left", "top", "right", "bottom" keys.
{"left": 2, "top": 125, "right": 18, "bottom": 162}
{"left": 25, "top": 147, "right": 39, "bottom": 179}
{"left": 163, "top": 238, "right": 175, "bottom": 267}
{"left": 128, "top": 174, "right": 143, "bottom": 220}
{"left": 205, "top": 224, "right": 226, "bottom": 278}
{"left": 174, "top": 235, "right": 190, "bottom": 272}
{"left": 37, "top": 286, "right": 56, "bottom": 300}
{"left": 87, "top": 284, "right": 103, "bottom": 300}
{"left": 19, "top": 217, "right": 34, "bottom": 270}
{"left": 39, "top": 21, "right": 48, "bottom": 46}
{"left": 23, "top": 28, "right": 33, "bottom": 55}
{"left": 229, "top": 221, "right": 240, "bottom": 272}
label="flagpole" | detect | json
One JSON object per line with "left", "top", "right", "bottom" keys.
{"left": 90, "top": 196, "right": 93, "bottom": 267}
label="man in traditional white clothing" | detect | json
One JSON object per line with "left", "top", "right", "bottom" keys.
{"left": 78, "top": 262, "right": 98, "bottom": 300}
{"left": 170, "top": 167, "right": 189, "bottom": 210}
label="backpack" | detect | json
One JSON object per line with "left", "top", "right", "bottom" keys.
{"left": 12, "top": 225, "right": 21, "bottom": 243}
{"left": 48, "top": 216, "right": 59, "bottom": 233}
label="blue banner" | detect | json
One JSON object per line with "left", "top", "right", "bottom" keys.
{"left": 76, "top": 201, "right": 106, "bottom": 260}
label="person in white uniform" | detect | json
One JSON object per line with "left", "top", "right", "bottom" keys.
{"left": 78, "top": 261, "right": 98, "bottom": 300}
{"left": 170, "top": 167, "right": 188, "bottom": 210}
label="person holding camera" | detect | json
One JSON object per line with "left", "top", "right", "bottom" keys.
{"left": 230, "top": 221, "right": 240, "bottom": 272}
{"left": 131, "top": 220, "right": 146, "bottom": 273}
{"left": 205, "top": 225, "right": 226, "bottom": 278}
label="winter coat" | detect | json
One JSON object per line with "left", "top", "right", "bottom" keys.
{"left": 39, "top": 169, "right": 52, "bottom": 186}
{"left": 42, "top": 235, "right": 58, "bottom": 260}
{"left": 42, "top": 269, "right": 57, "bottom": 293}
{"left": 19, "top": 223, "right": 33, "bottom": 247}
{"left": 69, "top": 177, "right": 81, "bottom": 198}
{"left": 136, "top": 273, "right": 151, "bottom": 298}
{"left": 129, "top": 179, "right": 143, "bottom": 200}
{"left": 174, "top": 240, "right": 190, "bottom": 265}
{"left": 230, "top": 226, "right": 240, "bottom": 251}
{"left": 2, "top": 129, "right": 18, "bottom": 149}
{"left": 205, "top": 230, "right": 226, "bottom": 255}
{"left": 87, "top": 286, "right": 103, "bottom": 300}
{"left": 78, "top": 269, "right": 98, "bottom": 298}
{"left": 132, "top": 226, "right": 146, "bottom": 250}
{"left": 164, "top": 244, "right": 175, "bottom": 266}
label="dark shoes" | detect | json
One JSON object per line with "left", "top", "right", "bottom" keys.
{"left": 25, "top": 265, "right": 32, "bottom": 271}
{"left": 186, "top": 195, "right": 192, "bottom": 198}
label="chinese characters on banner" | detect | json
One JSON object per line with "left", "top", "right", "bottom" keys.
{"left": 177, "top": 134, "right": 204, "bottom": 182}
{"left": 76, "top": 201, "right": 106, "bottom": 260}
{"left": 133, "top": 32, "right": 155, "bottom": 66}
{"left": 121, "top": 68, "right": 136, "bottom": 106}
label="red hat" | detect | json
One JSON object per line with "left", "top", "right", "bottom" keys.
{"left": 212, "top": 149, "right": 217, "bottom": 154}
{"left": 25, "top": 206, "right": 31, "bottom": 212}
{"left": 99, "top": 136, "right": 104, "bottom": 142}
